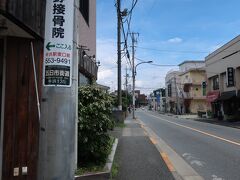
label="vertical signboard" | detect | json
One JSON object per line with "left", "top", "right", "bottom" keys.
{"left": 43, "top": 0, "right": 74, "bottom": 87}
{"left": 226, "top": 67, "right": 235, "bottom": 87}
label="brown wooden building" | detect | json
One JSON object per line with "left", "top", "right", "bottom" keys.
{"left": 0, "top": 0, "right": 45, "bottom": 179}
{"left": 0, "top": 0, "right": 98, "bottom": 179}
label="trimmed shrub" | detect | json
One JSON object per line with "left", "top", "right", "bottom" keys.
{"left": 78, "top": 85, "right": 114, "bottom": 166}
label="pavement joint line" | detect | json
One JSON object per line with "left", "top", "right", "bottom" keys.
{"left": 148, "top": 113, "right": 240, "bottom": 147}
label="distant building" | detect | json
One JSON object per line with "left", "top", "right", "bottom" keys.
{"left": 205, "top": 35, "right": 240, "bottom": 120}
{"left": 179, "top": 60, "right": 205, "bottom": 72}
{"left": 97, "top": 84, "right": 110, "bottom": 93}
{"left": 152, "top": 88, "right": 166, "bottom": 112}
{"left": 134, "top": 90, "right": 147, "bottom": 107}
{"left": 165, "top": 70, "right": 181, "bottom": 114}
{"left": 178, "top": 61, "right": 207, "bottom": 114}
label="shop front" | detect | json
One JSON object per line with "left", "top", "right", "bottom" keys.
{"left": 206, "top": 91, "right": 220, "bottom": 118}
{"left": 218, "top": 91, "right": 237, "bottom": 121}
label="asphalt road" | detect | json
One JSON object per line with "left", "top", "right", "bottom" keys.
{"left": 136, "top": 109, "right": 240, "bottom": 180}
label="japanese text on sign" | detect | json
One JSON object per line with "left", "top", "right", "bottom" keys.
{"left": 43, "top": 0, "right": 74, "bottom": 87}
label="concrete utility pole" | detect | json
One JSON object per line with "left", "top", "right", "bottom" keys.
{"left": 117, "top": 0, "right": 122, "bottom": 110}
{"left": 38, "top": 0, "right": 77, "bottom": 179}
{"left": 125, "top": 67, "right": 129, "bottom": 99}
{"left": 131, "top": 32, "right": 138, "bottom": 119}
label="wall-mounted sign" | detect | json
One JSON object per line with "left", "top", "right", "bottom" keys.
{"left": 43, "top": 0, "right": 74, "bottom": 87}
{"left": 226, "top": 67, "right": 235, "bottom": 87}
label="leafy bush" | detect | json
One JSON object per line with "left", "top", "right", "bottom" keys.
{"left": 112, "top": 91, "right": 132, "bottom": 111}
{"left": 78, "top": 85, "right": 114, "bottom": 166}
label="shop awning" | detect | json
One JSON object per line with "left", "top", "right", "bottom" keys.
{"left": 217, "top": 91, "right": 236, "bottom": 101}
{"left": 206, "top": 91, "right": 220, "bottom": 103}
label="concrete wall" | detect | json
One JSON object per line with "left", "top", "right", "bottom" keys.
{"left": 179, "top": 61, "right": 205, "bottom": 73}
{"left": 190, "top": 99, "right": 207, "bottom": 113}
{"left": 75, "top": 0, "right": 96, "bottom": 56}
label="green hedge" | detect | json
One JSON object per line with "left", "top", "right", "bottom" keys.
{"left": 78, "top": 85, "right": 114, "bottom": 166}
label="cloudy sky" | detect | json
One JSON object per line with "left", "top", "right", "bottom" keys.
{"left": 96, "top": 0, "right": 240, "bottom": 94}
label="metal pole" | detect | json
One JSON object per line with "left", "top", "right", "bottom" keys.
{"left": 117, "top": 0, "right": 122, "bottom": 110}
{"left": 30, "top": 42, "right": 41, "bottom": 122}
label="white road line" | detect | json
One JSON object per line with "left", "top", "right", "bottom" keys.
{"left": 147, "top": 113, "right": 240, "bottom": 147}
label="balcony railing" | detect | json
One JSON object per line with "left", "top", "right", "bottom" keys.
{"left": 182, "top": 78, "right": 202, "bottom": 85}
{"left": 79, "top": 56, "right": 98, "bottom": 79}
{"left": 182, "top": 92, "right": 206, "bottom": 100}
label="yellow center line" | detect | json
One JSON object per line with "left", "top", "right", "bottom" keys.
{"left": 148, "top": 114, "right": 240, "bottom": 147}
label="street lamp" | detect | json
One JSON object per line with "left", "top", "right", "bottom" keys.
{"left": 132, "top": 60, "right": 153, "bottom": 119}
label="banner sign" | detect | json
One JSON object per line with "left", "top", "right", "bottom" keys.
{"left": 43, "top": 0, "right": 74, "bottom": 87}
{"left": 226, "top": 67, "right": 235, "bottom": 87}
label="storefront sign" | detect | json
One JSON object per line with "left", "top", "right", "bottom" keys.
{"left": 206, "top": 91, "right": 220, "bottom": 103}
{"left": 227, "top": 67, "right": 235, "bottom": 87}
{"left": 43, "top": 0, "right": 74, "bottom": 87}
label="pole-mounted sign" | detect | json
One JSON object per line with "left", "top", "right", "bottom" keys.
{"left": 43, "top": 0, "right": 74, "bottom": 87}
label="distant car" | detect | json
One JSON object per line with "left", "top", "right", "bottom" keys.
{"left": 141, "top": 107, "right": 145, "bottom": 110}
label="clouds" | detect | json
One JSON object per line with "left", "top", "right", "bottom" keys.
{"left": 167, "top": 37, "right": 183, "bottom": 43}
{"left": 96, "top": 0, "right": 240, "bottom": 95}
{"left": 98, "top": 68, "right": 115, "bottom": 81}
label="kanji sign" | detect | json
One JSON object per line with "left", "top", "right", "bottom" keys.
{"left": 226, "top": 67, "right": 235, "bottom": 87}
{"left": 43, "top": 0, "right": 74, "bottom": 87}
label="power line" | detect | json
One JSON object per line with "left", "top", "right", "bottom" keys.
{"left": 137, "top": 46, "right": 210, "bottom": 54}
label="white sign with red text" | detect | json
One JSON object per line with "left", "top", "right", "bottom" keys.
{"left": 43, "top": 0, "right": 74, "bottom": 87}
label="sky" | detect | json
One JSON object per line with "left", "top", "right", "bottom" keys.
{"left": 96, "top": 0, "right": 240, "bottom": 94}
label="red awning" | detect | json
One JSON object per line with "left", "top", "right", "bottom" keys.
{"left": 206, "top": 91, "right": 220, "bottom": 103}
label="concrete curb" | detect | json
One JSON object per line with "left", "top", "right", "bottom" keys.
{"left": 75, "top": 138, "right": 118, "bottom": 180}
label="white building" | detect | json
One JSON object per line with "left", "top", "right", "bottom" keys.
{"left": 165, "top": 70, "right": 181, "bottom": 114}
{"left": 205, "top": 35, "right": 240, "bottom": 121}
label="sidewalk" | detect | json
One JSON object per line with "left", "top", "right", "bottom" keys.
{"left": 111, "top": 115, "right": 175, "bottom": 180}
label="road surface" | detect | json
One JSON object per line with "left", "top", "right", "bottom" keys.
{"left": 136, "top": 109, "right": 240, "bottom": 180}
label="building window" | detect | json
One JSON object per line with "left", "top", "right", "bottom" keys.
{"left": 167, "top": 84, "right": 172, "bottom": 97}
{"left": 79, "top": 0, "right": 89, "bottom": 25}
{"left": 212, "top": 76, "right": 219, "bottom": 90}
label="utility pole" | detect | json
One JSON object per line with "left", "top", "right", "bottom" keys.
{"left": 38, "top": 0, "right": 76, "bottom": 179}
{"left": 131, "top": 32, "right": 138, "bottom": 119}
{"left": 117, "top": 0, "right": 122, "bottom": 110}
{"left": 125, "top": 67, "right": 129, "bottom": 108}
{"left": 125, "top": 67, "right": 128, "bottom": 97}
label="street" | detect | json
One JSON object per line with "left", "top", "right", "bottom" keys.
{"left": 136, "top": 109, "right": 240, "bottom": 180}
